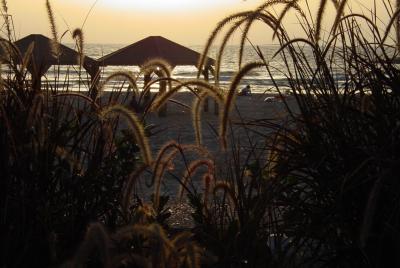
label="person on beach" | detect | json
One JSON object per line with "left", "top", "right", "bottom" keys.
{"left": 238, "top": 84, "right": 251, "bottom": 96}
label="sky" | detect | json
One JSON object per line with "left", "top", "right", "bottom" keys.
{"left": 3, "top": 0, "right": 393, "bottom": 46}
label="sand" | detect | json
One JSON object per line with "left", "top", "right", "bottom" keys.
{"left": 144, "top": 91, "right": 294, "bottom": 151}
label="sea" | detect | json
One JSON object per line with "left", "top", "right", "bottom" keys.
{"left": 41, "top": 44, "right": 312, "bottom": 94}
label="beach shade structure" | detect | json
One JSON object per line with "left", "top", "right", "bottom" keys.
{"left": 12, "top": 34, "right": 99, "bottom": 90}
{"left": 98, "top": 36, "right": 216, "bottom": 116}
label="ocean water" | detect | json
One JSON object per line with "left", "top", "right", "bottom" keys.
{"left": 41, "top": 44, "right": 319, "bottom": 93}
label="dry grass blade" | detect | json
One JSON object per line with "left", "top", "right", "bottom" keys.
{"left": 197, "top": 11, "right": 253, "bottom": 77}
{"left": 191, "top": 90, "right": 224, "bottom": 145}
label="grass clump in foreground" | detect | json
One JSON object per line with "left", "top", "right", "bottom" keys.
{"left": 1, "top": 0, "right": 400, "bottom": 267}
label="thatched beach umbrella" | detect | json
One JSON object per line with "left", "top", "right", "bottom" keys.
{"left": 98, "top": 36, "right": 216, "bottom": 116}
{"left": 99, "top": 35, "right": 214, "bottom": 68}
{"left": 13, "top": 34, "right": 99, "bottom": 90}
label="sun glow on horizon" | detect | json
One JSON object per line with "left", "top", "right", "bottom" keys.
{"left": 100, "top": 0, "right": 242, "bottom": 12}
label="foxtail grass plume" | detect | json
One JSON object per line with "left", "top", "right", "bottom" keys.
{"left": 149, "top": 80, "right": 223, "bottom": 146}
{"left": 97, "top": 71, "right": 139, "bottom": 99}
{"left": 273, "top": 0, "right": 302, "bottom": 39}
{"left": 1, "top": 0, "right": 12, "bottom": 40}
{"left": 72, "top": 28, "right": 84, "bottom": 66}
{"left": 1, "top": 0, "right": 7, "bottom": 13}
{"left": 100, "top": 105, "right": 152, "bottom": 166}
{"left": 122, "top": 164, "right": 148, "bottom": 217}
{"left": 45, "top": 0, "right": 60, "bottom": 56}
{"left": 192, "top": 92, "right": 208, "bottom": 145}
{"left": 152, "top": 141, "right": 184, "bottom": 209}
{"left": 152, "top": 141, "right": 210, "bottom": 209}
{"left": 213, "top": 181, "right": 238, "bottom": 210}
{"left": 214, "top": 17, "right": 248, "bottom": 83}
{"left": 150, "top": 79, "right": 222, "bottom": 111}
{"left": 179, "top": 159, "right": 215, "bottom": 200}
{"left": 139, "top": 77, "right": 181, "bottom": 104}
{"left": 139, "top": 58, "right": 172, "bottom": 88}
{"left": 73, "top": 223, "right": 110, "bottom": 268}
{"left": 197, "top": 0, "right": 291, "bottom": 77}
{"left": 54, "top": 92, "right": 100, "bottom": 110}
{"left": 141, "top": 58, "right": 172, "bottom": 75}
{"left": 197, "top": 11, "right": 253, "bottom": 78}
{"left": 191, "top": 89, "right": 224, "bottom": 145}
{"left": 220, "top": 62, "right": 265, "bottom": 149}
{"left": 315, "top": 0, "right": 328, "bottom": 42}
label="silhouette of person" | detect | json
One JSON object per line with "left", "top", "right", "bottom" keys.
{"left": 238, "top": 85, "right": 251, "bottom": 96}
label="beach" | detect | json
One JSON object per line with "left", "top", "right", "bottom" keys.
{"left": 145, "top": 91, "right": 294, "bottom": 151}
{"left": 138, "top": 91, "right": 295, "bottom": 227}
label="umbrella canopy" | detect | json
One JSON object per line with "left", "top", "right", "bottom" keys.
{"left": 13, "top": 34, "right": 98, "bottom": 76}
{"left": 98, "top": 36, "right": 214, "bottom": 68}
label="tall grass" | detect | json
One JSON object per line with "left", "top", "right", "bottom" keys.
{"left": 193, "top": 0, "right": 400, "bottom": 266}
{"left": 2, "top": 0, "right": 400, "bottom": 267}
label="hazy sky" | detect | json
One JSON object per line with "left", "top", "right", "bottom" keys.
{"left": 4, "top": 0, "right": 393, "bottom": 46}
